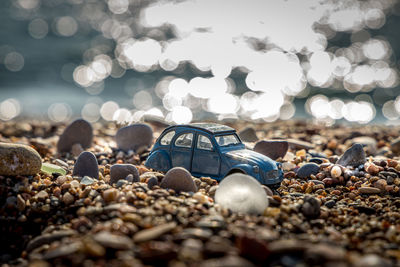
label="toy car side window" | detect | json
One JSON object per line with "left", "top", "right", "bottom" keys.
{"left": 174, "top": 133, "right": 193, "bottom": 148}
{"left": 197, "top": 134, "right": 213, "bottom": 151}
{"left": 160, "top": 131, "right": 175, "bottom": 146}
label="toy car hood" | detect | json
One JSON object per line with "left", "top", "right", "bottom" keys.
{"left": 225, "top": 149, "right": 279, "bottom": 170}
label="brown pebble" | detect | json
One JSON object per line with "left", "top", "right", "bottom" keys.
{"left": 62, "top": 192, "right": 74, "bottom": 205}
{"left": 103, "top": 188, "right": 118, "bottom": 203}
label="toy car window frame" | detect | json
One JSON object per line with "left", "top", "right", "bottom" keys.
{"left": 197, "top": 134, "right": 214, "bottom": 151}
{"left": 160, "top": 130, "right": 175, "bottom": 146}
{"left": 215, "top": 134, "right": 241, "bottom": 147}
{"left": 174, "top": 132, "right": 193, "bottom": 148}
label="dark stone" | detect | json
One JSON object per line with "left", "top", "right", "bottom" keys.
{"left": 296, "top": 163, "right": 320, "bottom": 178}
{"left": 57, "top": 119, "right": 93, "bottom": 153}
{"left": 390, "top": 137, "right": 400, "bottom": 154}
{"left": 26, "top": 230, "right": 76, "bottom": 252}
{"left": 354, "top": 205, "right": 376, "bottom": 215}
{"left": 110, "top": 164, "right": 139, "bottom": 184}
{"left": 115, "top": 123, "right": 153, "bottom": 152}
{"left": 160, "top": 167, "right": 197, "bottom": 193}
{"left": 324, "top": 200, "right": 335, "bottom": 208}
{"left": 253, "top": 140, "right": 288, "bottom": 160}
{"left": 301, "top": 195, "right": 320, "bottom": 219}
{"left": 147, "top": 176, "right": 158, "bottom": 189}
{"left": 72, "top": 151, "right": 99, "bottom": 179}
{"left": 238, "top": 127, "right": 258, "bottom": 142}
{"left": 309, "top": 158, "right": 324, "bottom": 164}
{"left": 336, "top": 143, "right": 366, "bottom": 167}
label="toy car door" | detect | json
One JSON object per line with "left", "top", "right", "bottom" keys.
{"left": 191, "top": 134, "right": 220, "bottom": 177}
{"left": 171, "top": 132, "right": 194, "bottom": 171}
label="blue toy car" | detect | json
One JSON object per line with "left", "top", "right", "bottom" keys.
{"left": 145, "top": 123, "right": 283, "bottom": 186}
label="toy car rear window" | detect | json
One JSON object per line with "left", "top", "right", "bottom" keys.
{"left": 160, "top": 131, "right": 175, "bottom": 145}
{"left": 215, "top": 134, "right": 240, "bottom": 147}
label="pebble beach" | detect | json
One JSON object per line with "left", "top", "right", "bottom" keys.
{"left": 1, "top": 119, "right": 400, "bottom": 267}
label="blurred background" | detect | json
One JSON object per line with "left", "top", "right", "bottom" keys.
{"left": 0, "top": 0, "right": 400, "bottom": 125}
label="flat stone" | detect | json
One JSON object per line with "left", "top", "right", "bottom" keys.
{"left": 160, "top": 167, "right": 197, "bottom": 193}
{"left": 110, "top": 164, "right": 139, "bottom": 184}
{"left": 359, "top": 187, "right": 381, "bottom": 194}
{"left": 43, "top": 242, "right": 81, "bottom": 260}
{"left": 215, "top": 173, "right": 269, "bottom": 215}
{"left": 254, "top": 140, "right": 288, "bottom": 160}
{"left": 336, "top": 143, "right": 366, "bottom": 167}
{"left": 26, "top": 230, "right": 76, "bottom": 252}
{"left": 133, "top": 222, "right": 177, "bottom": 243}
{"left": 57, "top": 119, "right": 93, "bottom": 153}
{"left": 297, "top": 163, "right": 320, "bottom": 178}
{"left": 72, "top": 151, "right": 99, "bottom": 179}
{"left": 115, "top": 123, "right": 153, "bottom": 152}
{"left": 93, "top": 231, "right": 133, "bottom": 250}
{"left": 287, "top": 139, "right": 314, "bottom": 150}
{"left": 0, "top": 142, "right": 42, "bottom": 176}
{"left": 324, "top": 200, "right": 335, "bottom": 208}
{"left": 238, "top": 127, "right": 258, "bottom": 142}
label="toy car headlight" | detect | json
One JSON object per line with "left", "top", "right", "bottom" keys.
{"left": 253, "top": 165, "right": 259, "bottom": 173}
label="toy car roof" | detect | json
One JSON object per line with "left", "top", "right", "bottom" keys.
{"left": 164, "top": 123, "right": 235, "bottom": 134}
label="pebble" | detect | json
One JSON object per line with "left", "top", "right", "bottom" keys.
{"left": 147, "top": 176, "right": 158, "bottom": 189}
{"left": 287, "top": 139, "right": 314, "bottom": 150}
{"left": 115, "top": 123, "right": 153, "bottom": 152}
{"left": 253, "top": 140, "right": 288, "bottom": 160}
{"left": 57, "top": 119, "right": 93, "bottom": 153}
{"left": 103, "top": 188, "right": 118, "bottom": 202}
{"left": 0, "top": 142, "right": 42, "bottom": 176}
{"left": 336, "top": 143, "right": 366, "bottom": 167}
{"left": 301, "top": 195, "right": 320, "bottom": 219}
{"left": 93, "top": 231, "right": 133, "bottom": 250}
{"left": 72, "top": 151, "right": 99, "bottom": 179}
{"left": 359, "top": 187, "right": 381, "bottom": 194}
{"left": 297, "top": 163, "right": 320, "bottom": 178}
{"left": 330, "top": 165, "right": 342, "bottom": 178}
{"left": 160, "top": 167, "right": 197, "bottom": 193}
{"left": 215, "top": 173, "right": 269, "bottom": 215}
{"left": 238, "top": 127, "right": 258, "bottom": 142}
{"left": 262, "top": 185, "right": 274, "bottom": 196}
{"left": 351, "top": 136, "right": 377, "bottom": 154}
{"left": 324, "top": 200, "right": 335, "bottom": 208}
{"left": 26, "top": 230, "right": 76, "bottom": 252}
{"left": 110, "top": 164, "right": 139, "bottom": 184}
{"left": 133, "top": 222, "right": 177, "bottom": 243}
{"left": 62, "top": 192, "right": 74, "bottom": 205}
{"left": 36, "top": 190, "right": 48, "bottom": 201}
{"left": 80, "top": 176, "right": 95, "bottom": 185}
{"left": 390, "top": 137, "right": 400, "bottom": 155}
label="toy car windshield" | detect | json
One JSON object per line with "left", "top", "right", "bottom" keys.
{"left": 215, "top": 134, "right": 241, "bottom": 147}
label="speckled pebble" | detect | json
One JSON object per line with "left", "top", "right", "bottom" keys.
{"left": 297, "top": 163, "right": 320, "bottom": 179}
{"left": 0, "top": 142, "right": 42, "bottom": 176}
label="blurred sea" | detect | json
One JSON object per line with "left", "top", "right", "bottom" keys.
{"left": 0, "top": 0, "right": 400, "bottom": 124}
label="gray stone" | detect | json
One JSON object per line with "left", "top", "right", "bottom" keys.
{"left": 297, "top": 163, "right": 320, "bottom": 178}
{"left": 238, "top": 127, "right": 258, "bottom": 142}
{"left": 391, "top": 137, "right": 400, "bottom": 155}
{"left": 336, "top": 143, "right": 366, "bottom": 167}
{"left": 287, "top": 139, "right": 314, "bottom": 150}
{"left": 115, "top": 123, "right": 153, "bottom": 152}
{"left": 160, "top": 167, "right": 197, "bottom": 193}
{"left": 110, "top": 164, "right": 139, "bottom": 184}
{"left": 26, "top": 230, "right": 76, "bottom": 252}
{"left": 324, "top": 200, "right": 335, "bottom": 208}
{"left": 359, "top": 187, "right": 381, "bottom": 194}
{"left": 351, "top": 136, "right": 377, "bottom": 155}
{"left": 147, "top": 176, "right": 158, "bottom": 189}
{"left": 72, "top": 151, "right": 99, "bottom": 179}
{"left": 215, "top": 173, "right": 269, "bottom": 215}
{"left": 57, "top": 119, "right": 93, "bottom": 153}
{"left": 116, "top": 179, "right": 128, "bottom": 188}
{"left": 0, "top": 142, "right": 42, "bottom": 176}
{"left": 254, "top": 140, "right": 288, "bottom": 160}
{"left": 301, "top": 195, "right": 320, "bottom": 219}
